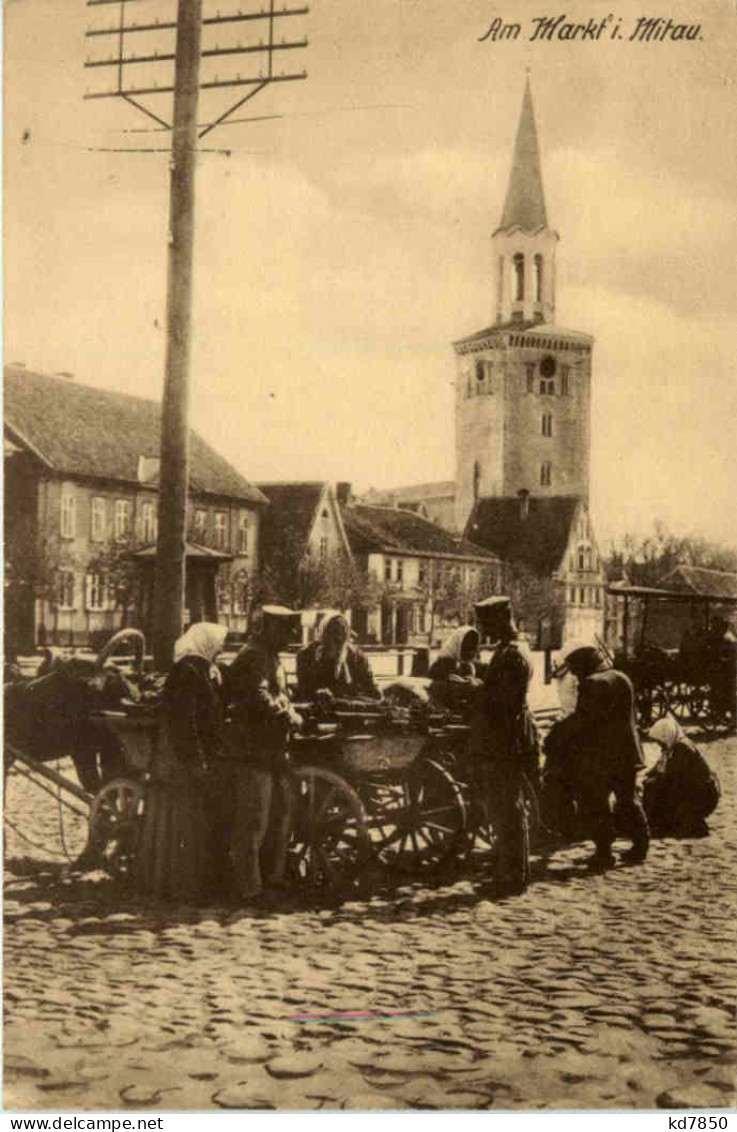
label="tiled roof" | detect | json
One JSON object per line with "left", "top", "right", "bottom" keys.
{"left": 4, "top": 366, "right": 266, "bottom": 504}
{"left": 658, "top": 565, "right": 737, "bottom": 601}
{"left": 342, "top": 503, "right": 498, "bottom": 561}
{"left": 257, "top": 482, "right": 326, "bottom": 563}
{"left": 464, "top": 495, "right": 580, "bottom": 576}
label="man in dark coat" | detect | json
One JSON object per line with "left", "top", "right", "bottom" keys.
{"left": 471, "top": 597, "right": 538, "bottom": 895}
{"left": 563, "top": 645, "right": 649, "bottom": 869}
{"left": 224, "top": 606, "right": 303, "bottom": 901}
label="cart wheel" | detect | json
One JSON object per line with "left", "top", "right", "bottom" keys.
{"left": 287, "top": 766, "right": 370, "bottom": 894}
{"left": 88, "top": 777, "right": 143, "bottom": 879}
{"left": 666, "top": 682, "right": 691, "bottom": 724}
{"left": 362, "top": 757, "right": 467, "bottom": 874}
{"left": 688, "top": 685, "right": 710, "bottom": 725}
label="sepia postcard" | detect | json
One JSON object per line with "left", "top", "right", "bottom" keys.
{"left": 3, "top": 0, "right": 736, "bottom": 1120}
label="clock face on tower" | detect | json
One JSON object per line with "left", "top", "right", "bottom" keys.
{"left": 540, "top": 355, "right": 557, "bottom": 378}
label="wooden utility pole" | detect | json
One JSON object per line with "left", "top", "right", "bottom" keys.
{"left": 85, "top": 0, "right": 308, "bottom": 669}
{"left": 152, "top": 0, "right": 203, "bottom": 671}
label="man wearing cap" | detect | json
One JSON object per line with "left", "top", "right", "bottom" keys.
{"left": 471, "top": 596, "right": 538, "bottom": 895}
{"left": 223, "top": 605, "right": 303, "bottom": 902}
{"left": 563, "top": 645, "right": 649, "bottom": 869}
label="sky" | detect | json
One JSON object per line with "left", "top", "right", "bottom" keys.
{"left": 4, "top": 0, "right": 737, "bottom": 548}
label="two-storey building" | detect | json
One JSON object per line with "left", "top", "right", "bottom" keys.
{"left": 4, "top": 366, "right": 266, "bottom": 652}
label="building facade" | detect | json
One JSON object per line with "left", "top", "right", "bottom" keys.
{"left": 4, "top": 367, "right": 266, "bottom": 652}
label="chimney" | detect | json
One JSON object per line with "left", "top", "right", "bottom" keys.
{"left": 335, "top": 482, "right": 352, "bottom": 506}
{"left": 518, "top": 488, "right": 530, "bottom": 520}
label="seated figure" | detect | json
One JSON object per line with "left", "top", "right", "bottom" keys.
{"left": 296, "top": 612, "right": 381, "bottom": 703}
{"left": 644, "top": 715, "right": 720, "bottom": 837}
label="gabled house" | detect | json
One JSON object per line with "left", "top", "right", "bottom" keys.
{"left": 464, "top": 491, "right": 606, "bottom": 648}
{"left": 4, "top": 366, "right": 266, "bottom": 652}
{"left": 341, "top": 502, "right": 502, "bottom": 646}
{"left": 255, "top": 481, "right": 354, "bottom": 611}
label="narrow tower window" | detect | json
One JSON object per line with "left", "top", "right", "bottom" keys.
{"left": 473, "top": 461, "right": 481, "bottom": 502}
{"left": 534, "top": 254, "right": 543, "bottom": 302}
{"left": 541, "top": 412, "right": 553, "bottom": 437}
{"left": 525, "top": 363, "right": 535, "bottom": 393}
{"left": 513, "top": 254, "right": 525, "bottom": 302}
{"left": 540, "top": 461, "right": 552, "bottom": 487}
{"left": 561, "top": 365, "right": 570, "bottom": 395}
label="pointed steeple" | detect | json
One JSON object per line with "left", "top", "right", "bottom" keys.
{"left": 498, "top": 78, "right": 548, "bottom": 233}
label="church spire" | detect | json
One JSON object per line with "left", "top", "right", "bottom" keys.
{"left": 492, "top": 78, "right": 557, "bottom": 325}
{"left": 498, "top": 78, "right": 548, "bottom": 233}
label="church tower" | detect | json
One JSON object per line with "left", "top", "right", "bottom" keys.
{"left": 453, "top": 79, "right": 594, "bottom": 532}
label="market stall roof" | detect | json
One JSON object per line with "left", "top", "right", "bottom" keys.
{"left": 607, "top": 582, "right": 737, "bottom": 606}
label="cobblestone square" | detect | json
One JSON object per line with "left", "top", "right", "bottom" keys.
{"left": 4, "top": 735, "right": 736, "bottom": 1112}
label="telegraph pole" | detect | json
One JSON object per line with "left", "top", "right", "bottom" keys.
{"left": 153, "top": 0, "right": 202, "bottom": 671}
{"left": 85, "top": 0, "right": 308, "bottom": 668}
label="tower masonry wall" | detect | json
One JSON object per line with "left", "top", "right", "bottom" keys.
{"left": 503, "top": 346, "right": 592, "bottom": 498}
{"left": 455, "top": 347, "right": 505, "bottom": 529}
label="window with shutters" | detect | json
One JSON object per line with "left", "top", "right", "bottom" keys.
{"left": 90, "top": 496, "right": 106, "bottom": 542}
{"left": 61, "top": 491, "right": 76, "bottom": 539}
{"left": 57, "top": 570, "right": 76, "bottom": 609}
{"left": 238, "top": 512, "right": 250, "bottom": 554}
{"left": 140, "top": 500, "right": 157, "bottom": 544}
{"left": 114, "top": 499, "right": 132, "bottom": 541}
{"left": 214, "top": 512, "right": 228, "bottom": 549}
{"left": 85, "top": 572, "right": 107, "bottom": 611}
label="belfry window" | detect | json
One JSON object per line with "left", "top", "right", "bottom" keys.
{"left": 513, "top": 254, "right": 525, "bottom": 302}
{"left": 534, "top": 254, "right": 543, "bottom": 302}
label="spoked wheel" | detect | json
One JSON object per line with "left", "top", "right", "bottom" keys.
{"left": 88, "top": 777, "right": 143, "bottom": 879}
{"left": 665, "top": 682, "right": 691, "bottom": 724}
{"left": 287, "top": 766, "right": 371, "bottom": 894}
{"left": 636, "top": 684, "right": 670, "bottom": 730}
{"left": 688, "top": 684, "right": 711, "bottom": 726}
{"left": 360, "top": 758, "right": 467, "bottom": 874}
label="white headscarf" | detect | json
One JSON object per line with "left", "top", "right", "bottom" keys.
{"left": 440, "top": 625, "right": 480, "bottom": 665}
{"left": 173, "top": 622, "right": 228, "bottom": 681}
{"left": 647, "top": 714, "right": 686, "bottom": 752}
{"left": 315, "top": 612, "right": 351, "bottom": 682}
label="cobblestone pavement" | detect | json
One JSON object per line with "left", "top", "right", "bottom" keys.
{"left": 4, "top": 735, "right": 736, "bottom": 1112}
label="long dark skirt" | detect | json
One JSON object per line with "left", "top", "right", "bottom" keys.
{"left": 136, "top": 768, "right": 214, "bottom": 903}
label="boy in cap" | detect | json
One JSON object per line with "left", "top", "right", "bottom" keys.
{"left": 562, "top": 645, "right": 649, "bottom": 869}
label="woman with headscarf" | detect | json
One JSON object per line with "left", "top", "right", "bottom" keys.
{"left": 296, "top": 612, "right": 381, "bottom": 702}
{"left": 643, "top": 715, "right": 720, "bottom": 837}
{"left": 428, "top": 625, "right": 482, "bottom": 711}
{"left": 136, "top": 622, "right": 228, "bottom": 902}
